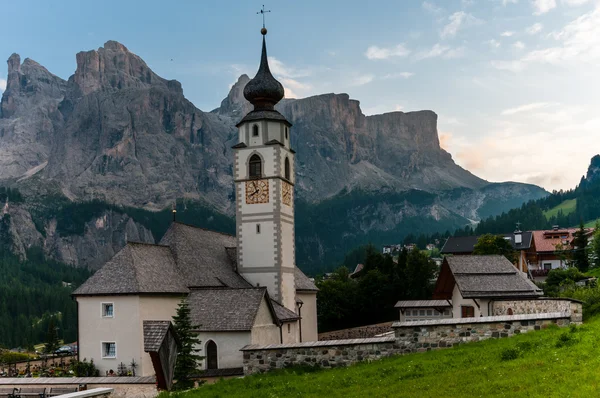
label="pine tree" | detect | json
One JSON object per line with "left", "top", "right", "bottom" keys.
{"left": 172, "top": 297, "right": 202, "bottom": 391}
{"left": 572, "top": 222, "right": 590, "bottom": 272}
{"left": 590, "top": 221, "right": 600, "bottom": 269}
{"left": 44, "top": 318, "right": 60, "bottom": 355}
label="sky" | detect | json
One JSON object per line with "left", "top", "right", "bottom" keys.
{"left": 1, "top": 0, "right": 599, "bottom": 192}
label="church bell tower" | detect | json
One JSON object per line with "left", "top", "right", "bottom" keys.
{"left": 233, "top": 27, "right": 297, "bottom": 311}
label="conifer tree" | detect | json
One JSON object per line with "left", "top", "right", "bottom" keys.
{"left": 172, "top": 297, "right": 202, "bottom": 391}
{"left": 572, "top": 222, "right": 590, "bottom": 272}
{"left": 591, "top": 221, "right": 600, "bottom": 269}
{"left": 44, "top": 318, "right": 59, "bottom": 355}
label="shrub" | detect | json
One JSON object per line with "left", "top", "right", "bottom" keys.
{"left": 71, "top": 358, "right": 99, "bottom": 377}
{"left": 500, "top": 347, "right": 520, "bottom": 361}
{"left": 555, "top": 332, "right": 577, "bottom": 348}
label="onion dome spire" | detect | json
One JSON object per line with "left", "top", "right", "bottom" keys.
{"left": 243, "top": 29, "right": 285, "bottom": 111}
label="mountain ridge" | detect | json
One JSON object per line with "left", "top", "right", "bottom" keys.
{"left": 0, "top": 40, "right": 548, "bottom": 269}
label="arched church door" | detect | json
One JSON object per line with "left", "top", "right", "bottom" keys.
{"left": 206, "top": 340, "right": 218, "bottom": 370}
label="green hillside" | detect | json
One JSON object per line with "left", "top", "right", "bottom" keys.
{"left": 166, "top": 318, "right": 600, "bottom": 397}
{"left": 543, "top": 198, "right": 577, "bottom": 219}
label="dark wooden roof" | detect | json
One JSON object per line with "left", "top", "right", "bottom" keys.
{"left": 271, "top": 300, "right": 301, "bottom": 322}
{"left": 441, "top": 232, "right": 533, "bottom": 254}
{"left": 143, "top": 320, "right": 172, "bottom": 352}
{"left": 442, "top": 255, "right": 542, "bottom": 299}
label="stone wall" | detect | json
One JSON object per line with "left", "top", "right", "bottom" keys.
{"left": 492, "top": 298, "right": 583, "bottom": 323}
{"left": 0, "top": 380, "right": 157, "bottom": 398}
{"left": 392, "top": 313, "right": 571, "bottom": 353}
{"left": 241, "top": 337, "right": 399, "bottom": 374}
{"left": 318, "top": 322, "right": 392, "bottom": 341}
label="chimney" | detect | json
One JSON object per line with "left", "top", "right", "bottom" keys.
{"left": 514, "top": 222, "right": 522, "bottom": 245}
{"left": 553, "top": 225, "right": 559, "bottom": 231}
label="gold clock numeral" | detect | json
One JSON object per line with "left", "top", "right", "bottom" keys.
{"left": 246, "top": 180, "right": 269, "bottom": 204}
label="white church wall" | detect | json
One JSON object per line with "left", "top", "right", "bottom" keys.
{"left": 77, "top": 295, "right": 143, "bottom": 376}
{"left": 197, "top": 332, "right": 251, "bottom": 370}
{"left": 138, "top": 296, "right": 181, "bottom": 376}
{"left": 451, "top": 285, "right": 490, "bottom": 318}
{"left": 297, "top": 292, "right": 318, "bottom": 342}
{"left": 240, "top": 220, "right": 275, "bottom": 269}
{"left": 250, "top": 298, "right": 280, "bottom": 345}
{"left": 280, "top": 271, "right": 296, "bottom": 311}
{"left": 281, "top": 321, "right": 298, "bottom": 344}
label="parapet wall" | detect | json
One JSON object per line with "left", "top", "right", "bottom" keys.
{"left": 241, "top": 337, "right": 399, "bottom": 374}
{"left": 392, "top": 312, "right": 571, "bottom": 353}
{"left": 492, "top": 298, "right": 582, "bottom": 323}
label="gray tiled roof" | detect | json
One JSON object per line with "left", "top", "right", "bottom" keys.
{"left": 447, "top": 255, "right": 542, "bottom": 299}
{"left": 441, "top": 233, "right": 533, "bottom": 254}
{"left": 395, "top": 300, "right": 452, "bottom": 308}
{"left": 188, "top": 288, "right": 271, "bottom": 331}
{"left": 295, "top": 268, "right": 318, "bottom": 291}
{"left": 73, "top": 243, "right": 189, "bottom": 295}
{"left": 143, "top": 320, "right": 172, "bottom": 352}
{"left": 271, "top": 300, "right": 300, "bottom": 322}
{"left": 159, "top": 223, "right": 251, "bottom": 288}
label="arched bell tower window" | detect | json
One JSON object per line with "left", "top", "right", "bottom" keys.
{"left": 284, "top": 157, "right": 290, "bottom": 180}
{"left": 252, "top": 125, "right": 259, "bottom": 137}
{"left": 206, "top": 340, "right": 218, "bottom": 370}
{"left": 249, "top": 154, "right": 262, "bottom": 178}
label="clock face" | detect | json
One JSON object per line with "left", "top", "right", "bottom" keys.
{"left": 282, "top": 181, "right": 293, "bottom": 206}
{"left": 245, "top": 180, "right": 269, "bottom": 204}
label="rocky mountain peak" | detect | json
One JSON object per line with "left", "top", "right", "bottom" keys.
{"left": 585, "top": 154, "right": 600, "bottom": 183}
{"left": 71, "top": 40, "right": 182, "bottom": 97}
{"left": 213, "top": 74, "right": 252, "bottom": 117}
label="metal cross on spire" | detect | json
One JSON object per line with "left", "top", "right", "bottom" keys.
{"left": 257, "top": 5, "right": 271, "bottom": 29}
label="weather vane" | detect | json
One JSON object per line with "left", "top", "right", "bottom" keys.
{"left": 257, "top": 5, "right": 271, "bottom": 29}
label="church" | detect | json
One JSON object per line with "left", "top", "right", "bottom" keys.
{"left": 73, "top": 27, "right": 318, "bottom": 379}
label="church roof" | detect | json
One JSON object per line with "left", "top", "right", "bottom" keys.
{"left": 188, "top": 288, "right": 272, "bottom": 331}
{"left": 243, "top": 33, "right": 284, "bottom": 111}
{"left": 271, "top": 299, "right": 301, "bottom": 322}
{"left": 159, "top": 223, "right": 251, "bottom": 289}
{"left": 73, "top": 242, "right": 189, "bottom": 295}
{"left": 295, "top": 267, "right": 318, "bottom": 292}
{"left": 73, "top": 222, "right": 317, "bottom": 296}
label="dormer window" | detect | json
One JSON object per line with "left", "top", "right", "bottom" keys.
{"left": 252, "top": 125, "right": 259, "bottom": 137}
{"left": 249, "top": 154, "right": 262, "bottom": 178}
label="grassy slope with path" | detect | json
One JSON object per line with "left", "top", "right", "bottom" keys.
{"left": 165, "top": 318, "right": 600, "bottom": 398}
{"left": 544, "top": 199, "right": 577, "bottom": 219}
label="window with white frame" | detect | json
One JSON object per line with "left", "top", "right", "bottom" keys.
{"left": 102, "top": 342, "right": 116, "bottom": 358}
{"left": 102, "top": 303, "right": 114, "bottom": 318}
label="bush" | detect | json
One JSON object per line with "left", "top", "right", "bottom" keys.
{"left": 71, "top": 358, "right": 99, "bottom": 377}
{"left": 555, "top": 332, "right": 578, "bottom": 348}
{"left": 500, "top": 347, "right": 520, "bottom": 361}
{"left": 0, "top": 351, "right": 30, "bottom": 364}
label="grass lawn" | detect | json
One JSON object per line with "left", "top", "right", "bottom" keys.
{"left": 544, "top": 199, "right": 577, "bottom": 219}
{"left": 166, "top": 318, "right": 600, "bottom": 398}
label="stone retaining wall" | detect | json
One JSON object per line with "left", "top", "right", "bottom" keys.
{"left": 318, "top": 322, "right": 392, "bottom": 341}
{"left": 241, "top": 337, "right": 399, "bottom": 374}
{"left": 492, "top": 299, "right": 583, "bottom": 323}
{"left": 392, "top": 312, "right": 571, "bottom": 353}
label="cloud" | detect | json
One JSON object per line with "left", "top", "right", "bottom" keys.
{"left": 487, "top": 39, "right": 501, "bottom": 48}
{"left": 503, "top": 0, "right": 519, "bottom": 4}
{"left": 562, "top": 0, "right": 590, "bottom": 5}
{"left": 461, "top": 0, "right": 475, "bottom": 6}
{"left": 280, "top": 78, "right": 312, "bottom": 99}
{"left": 0, "top": 79, "right": 6, "bottom": 92}
{"left": 351, "top": 74, "right": 375, "bottom": 86}
{"left": 268, "top": 57, "right": 311, "bottom": 78}
{"left": 532, "top": 0, "right": 557, "bottom": 14}
{"left": 365, "top": 44, "right": 410, "bottom": 60}
{"left": 526, "top": 22, "right": 543, "bottom": 34}
{"left": 394, "top": 104, "right": 404, "bottom": 111}
{"left": 422, "top": 1, "right": 443, "bottom": 13}
{"left": 441, "top": 12, "right": 467, "bottom": 38}
{"left": 501, "top": 31, "right": 515, "bottom": 37}
{"left": 501, "top": 102, "right": 556, "bottom": 115}
{"left": 439, "top": 132, "right": 452, "bottom": 150}
{"left": 415, "top": 43, "right": 465, "bottom": 60}
{"left": 493, "top": 5, "right": 600, "bottom": 71}
{"left": 382, "top": 72, "right": 415, "bottom": 79}
{"left": 514, "top": 41, "right": 526, "bottom": 49}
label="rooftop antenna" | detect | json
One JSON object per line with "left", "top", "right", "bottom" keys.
{"left": 515, "top": 221, "right": 521, "bottom": 232}
{"left": 257, "top": 4, "right": 271, "bottom": 32}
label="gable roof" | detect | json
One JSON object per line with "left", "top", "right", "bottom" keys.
{"left": 73, "top": 243, "right": 189, "bottom": 295}
{"left": 437, "top": 255, "right": 542, "bottom": 299}
{"left": 271, "top": 299, "right": 301, "bottom": 322}
{"left": 531, "top": 228, "right": 594, "bottom": 253}
{"left": 159, "top": 223, "right": 251, "bottom": 289}
{"left": 441, "top": 233, "right": 533, "bottom": 254}
{"left": 188, "top": 288, "right": 274, "bottom": 331}
{"left": 143, "top": 320, "right": 174, "bottom": 352}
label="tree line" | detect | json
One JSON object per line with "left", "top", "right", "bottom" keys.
{"left": 316, "top": 245, "right": 437, "bottom": 332}
{"left": 0, "top": 248, "right": 90, "bottom": 349}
